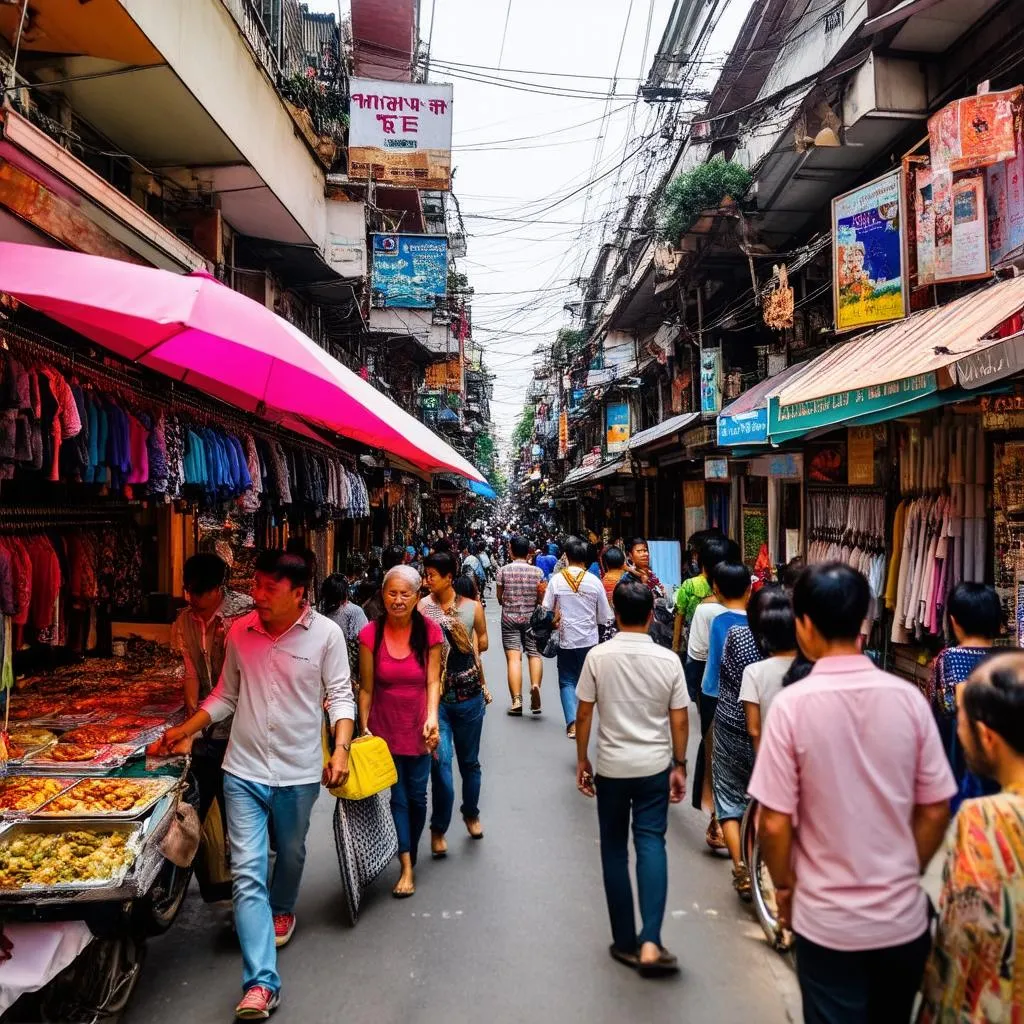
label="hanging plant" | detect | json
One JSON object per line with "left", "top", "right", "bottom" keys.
{"left": 657, "top": 158, "right": 752, "bottom": 244}
{"left": 279, "top": 68, "right": 349, "bottom": 139}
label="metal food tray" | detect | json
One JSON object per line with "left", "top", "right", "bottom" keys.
{"left": 0, "top": 818, "right": 144, "bottom": 892}
{"left": 31, "top": 776, "right": 177, "bottom": 820}
{"left": 6, "top": 737, "right": 58, "bottom": 764}
{"left": 0, "top": 778, "right": 79, "bottom": 818}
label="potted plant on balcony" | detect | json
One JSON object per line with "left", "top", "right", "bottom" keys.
{"left": 280, "top": 67, "right": 349, "bottom": 167}
{"left": 657, "top": 158, "right": 751, "bottom": 250}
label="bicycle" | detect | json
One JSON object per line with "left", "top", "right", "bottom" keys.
{"left": 741, "top": 798, "right": 793, "bottom": 953}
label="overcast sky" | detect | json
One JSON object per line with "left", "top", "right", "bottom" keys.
{"left": 308, "top": 0, "right": 745, "bottom": 452}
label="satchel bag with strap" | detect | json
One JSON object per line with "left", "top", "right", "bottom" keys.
{"left": 322, "top": 726, "right": 398, "bottom": 801}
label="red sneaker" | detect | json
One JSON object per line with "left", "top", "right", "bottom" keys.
{"left": 273, "top": 913, "right": 295, "bottom": 948}
{"left": 235, "top": 985, "right": 280, "bottom": 1019}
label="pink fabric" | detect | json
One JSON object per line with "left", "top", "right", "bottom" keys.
{"left": 0, "top": 242, "right": 483, "bottom": 481}
{"left": 359, "top": 618, "right": 443, "bottom": 756}
{"left": 748, "top": 655, "right": 956, "bottom": 952}
{"left": 125, "top": 415, "right": 149, "bottom": 485}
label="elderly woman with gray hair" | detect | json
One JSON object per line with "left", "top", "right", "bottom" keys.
{"left": 358, "top": 564, "right": 443, "bottom": 897}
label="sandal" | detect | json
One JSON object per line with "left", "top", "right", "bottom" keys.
{"left": 705, "top": 816, "right": 727, "bottom": 851}
{"left": 608, "top": 945, "right": 639, "bottom": 970}
{"left": 566, "top": 723, "right": 576, "bottom": 740}
{"left": 507, "top": 696, "right": 523, "bottom": 717}
{"left": 732, "top": 865, "right": 752, "bottom": 902}
{"left": 392, "top": 882, "right": 416, "bottom": 899}
{"left": 530, "top": 686, "right": 542, "bottom": 714}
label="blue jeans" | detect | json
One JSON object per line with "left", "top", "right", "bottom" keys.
{"left": 595, "top": 769, "right": 670, "bottom": 953}
{"left": 556, "top": 645, "right": 592, "bottom": 725}
{"left": 222, "top": 772, "right": 320, "bottom": 994}
{"left": 430, "top": 694, "right": 485, "bottom": 834}
{"left": 391, "top": 754, "right": 431, "bottom": 864}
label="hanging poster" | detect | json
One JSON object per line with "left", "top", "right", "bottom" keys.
{"left": 847, "top": 427, "right": 875, "bottom": 485}
{"left": 605, "top": 401, "right": 630, "bottom": 453}
{"left": 699, "top": 348, "right": 722, "bottom": 415}
{"left": 928, "top": 89, "right": 1023, "bottom": 173}
{"left": 704, "top": 457, "right": 729, "bottom": 481}
{"left": 934, "top": 171, "right": 989, "bottom": 282}
{"left": 371, "top": 234, "right": 447, "bottom": 309}
{"left": 932, "top": 170, "right": 954, "bottom": 280}
{"left": 832, "top": 170, "right": 907, "bottom": 333}
{"left": 987, "top": 130, "right": 1024, "bottom": 264}
{"left": 349, "top": 79, "right": 454, "bottom": 191}
{"left": 742, "top": 506, "right": 768, "bottom": 566}
{"left": 914, "top": 165, "right": 936, "bottom": 286}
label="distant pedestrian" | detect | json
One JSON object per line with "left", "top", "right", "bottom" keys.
{"left": 358, "top": 565, "right": 443, "bottom": 898}
{"left": 362, "top": 545, "right": 407, "bottom": 622}
{"left": 496, "top": 534, "right": 545, "bottom": 716}
{"left": 918, "top": 652, "right": 1024, "bottom": 1022}
{"left": 930, "top": 581, "right": 1000, "bottom": 803}
{"left": 625, "top": 537, "right": 664, "bottom": 598}
{"left": 575, "top": 578, "right": 689, "bottom": 976}
{"left": 419, "top": 552, "right": 489, "bottom": 859}
{"left": 320, "top": 572, "right": 368, "bottom": 680}
{"left": 739, "top": 591, "right": 797, "bottom": 752}
{"left": 542, "top": 537, "right": 615, "bottom": 739}
{"left": 749, "top": 563, "right": 955, "bottom": 1024}
{"left": 536, "top": 542, "right": 558, "bottom": 580}
{"left": 600, "top": 545, "right": 628, "bottom": 602}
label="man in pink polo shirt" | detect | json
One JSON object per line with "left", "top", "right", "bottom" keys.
{"left": 749, "top": 563, "right": 955, "bottom": 1024}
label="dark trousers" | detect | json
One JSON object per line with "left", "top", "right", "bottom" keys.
{"left": 191, "top": 738, "right": 232, "bottom": 903}
{"left": 391, "top": 754, "right": 431, "bottom": 865}
{"left": 595, "top": 769, "right": 670, "bottom": 953}
{"left": 795, "top": 929, "right": 931, "bottom": 1024}
{"left": 691, "top": 692, "right": 717, "bottom": 812}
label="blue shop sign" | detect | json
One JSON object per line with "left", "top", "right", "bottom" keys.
{"left": 717, "top": 407, "right": 768, "bottom": 446}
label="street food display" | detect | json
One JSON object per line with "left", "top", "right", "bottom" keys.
{"left": 6, "top": 728, "right": 58, "bottom": 760}
{"left": 36, "top": 778, "right": 174, "bottom": 818}
{"left": 0, "top": 778, "right": 75, "bottom": 815}
{"left": 0, "top": 825, "right": 140, "bottom": 890}
{"left": 43, "top": 743, "right": 106, "bottom": 764}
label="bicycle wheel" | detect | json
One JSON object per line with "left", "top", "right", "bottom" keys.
{"left": 742, "top": 800, "right": 792, "bottom": 953}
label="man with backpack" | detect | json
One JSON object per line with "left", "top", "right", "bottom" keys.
{"left": 541, "top": 537, "right": 614, "bottom": 739}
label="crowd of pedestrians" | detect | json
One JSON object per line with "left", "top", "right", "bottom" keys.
{"left": 157, "top": 518, "right": 1022, "bottom": 1021}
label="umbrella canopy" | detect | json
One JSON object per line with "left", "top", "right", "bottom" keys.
{"left": 0, "top": 242, "right": 484, "bottom": 481}
{"left": 468, "top": 480, "right": 497, "bottom": 500}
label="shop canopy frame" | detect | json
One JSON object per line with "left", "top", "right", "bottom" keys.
{"left": 0, "top": 242, "right": 484, "bottom": 481}
{"left": 767, "top": 276, "right": 1024, "bottom": 444}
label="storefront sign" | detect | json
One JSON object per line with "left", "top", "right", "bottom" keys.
{"left": 349, "top": 79, "right": 454, "bottom": 191}
{"left": 371, "top": 234, "right": 447, "bottom": 309}
{"left": 770, "top": 372, "right": 937, "bottom": 439}
{"left": 750, "top": 453, "right": 803, "bottom": 479}
{"left": 682, "top": 423, "right": 717, "bottom": 452}
{"left": 717, "top": 407, "right": 768, "bottom": 446}
{"left": 439, "top": 496, "right": 456, "bottom": 514}
{"left": 928, "top": 89, "right": 1022, "bottom": 173}
{"left": 847, "top": 426, "right": 875, "bottom": 485}
{"left": 605, "top": 401, "right": 630, "bottom": 453}
{"left": 704, "top": 457, "right": 729, "bottom": 481}
{"left": 832, "top": 170, "right": 907, "bottom": 333}
{"left": 957, "top": 333, "right": 1024, "bottom": 389}
{"left": 700, "top": 348, "right": 722, "bottom": 416}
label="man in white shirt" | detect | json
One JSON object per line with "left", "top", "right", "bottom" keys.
{"left": 163, "top": 551, "right": 355, "bottom": 1022}
{"left": 575, "top": 577, "right": 690, "bottom": 976}
{"left": 542, "top": 537, "right": 614, "bottom": 738}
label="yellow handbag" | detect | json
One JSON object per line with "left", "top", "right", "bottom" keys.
{"left": 322, "top": 727, "right": 398, "bottom": 801}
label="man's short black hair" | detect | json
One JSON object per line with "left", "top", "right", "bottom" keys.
{"left": 628, "top": 537, "right": 648, "bottom": 554}
{"left": 510, "top": 534, "right": 529, "bottom": 558}
{"left": 433, "top": 539, "right": 453, "bottom": 554}
{"left": 423, "top": 551, "right": 457, "bottom": 580}
{"left": 565, "top": 537, "right": 589, "bottom": 564}
{"left": 253, "top": 550, "right": 311, "bottom": 592}
{"left": 947, "top": 582, "right": 1002, "bottom": 640}
{"left": 713, "top": 561, "right": 751, "bottom": 600}
{"left": 382, "top": 546, "right": 406, "bottom": 572}
{"left": 792, "top": 563, "right": 870, "bottom": 641}
{"left": 603, "top": 545, "right": 625, "bottom": 570}
{"left": 700, "top": 534, "right": 732, "bottom": 576}
{"left": 613, "top": 577, "right": 654, "bottom": 626}
{"left": 183, "top": 553, "right": 227, "bottom": 595}
{"left": 962, "top": 656, "right": 1024, "bottom": 754}
{"left": 749, "top": 585, "right": 796, "bottom": 655}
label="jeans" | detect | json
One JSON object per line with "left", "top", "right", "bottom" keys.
{"left": 795, "top": 929, "right": 931, "bottom": 1024}
{"left": 556, "top": 645, "right": 592, "bottom": 725}
{"left": 430, "top": 694, "right": 485, "bottom": 834}
{"left": 222, "top": 772, "right": 321, "bottom": 994}
{"left": 391, "top": 754, "right": 431, "bottom": 864}
{"left": 595, "top": 769, "right": 670, "bottom": 953}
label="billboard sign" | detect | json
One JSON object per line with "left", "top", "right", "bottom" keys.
{"left": 349, "top": 79, "right": 453, "bottom": 191}
{"left": 371, "top": 234, "right": 447, "bottom": 309}
{"left": 605, "top": 401, "right": 630, "bottom": 453}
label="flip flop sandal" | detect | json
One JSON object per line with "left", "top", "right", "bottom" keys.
{"left": 608, "top": 945, "right": 639, "bottom": 969}
{"left": 392, "top": 886, "right": 415, "bottom": 899}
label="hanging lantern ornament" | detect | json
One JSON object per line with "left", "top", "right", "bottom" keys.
{"left": 763, "top": 264, "right": 794, "bottom": 330}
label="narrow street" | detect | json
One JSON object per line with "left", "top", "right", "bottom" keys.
{"left": 126, "top": 599, "right": 799, "bottom": 1024}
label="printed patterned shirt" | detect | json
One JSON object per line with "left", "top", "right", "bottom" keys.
{"left": 496, "top": 560, "right": 543, "bottom": 625}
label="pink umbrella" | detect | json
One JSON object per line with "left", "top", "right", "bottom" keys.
{"left": 0, "top": 241, "right": 484, "bottom": 481}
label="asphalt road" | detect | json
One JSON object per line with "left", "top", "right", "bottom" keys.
{"left": 125, "top": 598, "right": 800, "bottom": 1024}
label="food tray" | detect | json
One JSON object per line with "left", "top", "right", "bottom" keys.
{"left": 0, "top": 777, "right": 78, "bottom": 817}
{"left": 6, "top": 738, "right": 58, "bottom": 764}
{"left": 18, "top": 744, "right": 116, "bottom": 773}
{"left": 0, "top": 819, "right": 144, "bottom": 892}
{"left": 33, "top": 777, "right": 176, "bottom": 820}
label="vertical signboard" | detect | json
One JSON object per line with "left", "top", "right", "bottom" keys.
{"left": 832, "top": 170, "right": 907, "bottom": 333}
{"left": 847, "top": 427, "right": 875, "bottom": 485}
{"left": 349, "top": 79, "right": 454, "bottom": 191}
{"left": 699, "top": 348, "right": 722, "bottom": 416}
{"left": 605, "top": 402, "right": 630, "bottom": 453}
{"left": 371, "top": 234, "right": 448, "bottom": 309}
